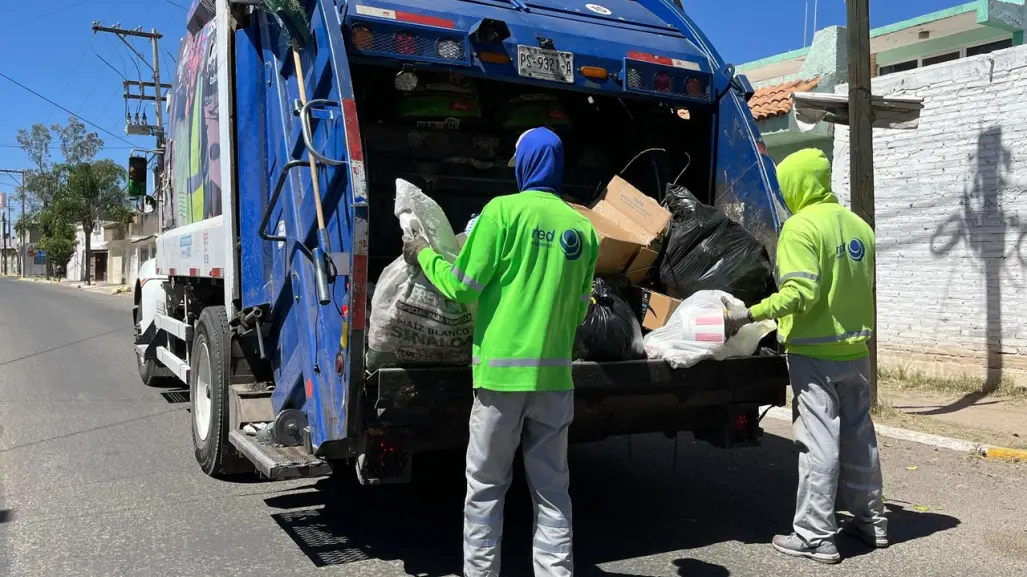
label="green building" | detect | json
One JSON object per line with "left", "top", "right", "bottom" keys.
{"left": 738, "top": 0, "right": 1026, "bottom": 163}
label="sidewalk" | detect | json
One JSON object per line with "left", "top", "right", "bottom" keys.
{"left": 14, "top": 276, "right": 131, "bottom": 296}
{"left": 882, "top": 389, "right": 1027, "bottom": 449}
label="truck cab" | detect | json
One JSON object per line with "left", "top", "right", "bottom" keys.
{"left": 134, "top": 0, "right": 788, "bottom": 482}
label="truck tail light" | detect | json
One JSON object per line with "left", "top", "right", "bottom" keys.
{"left": 580, "top": 66, "right": 609, "bottom": 81}
{"left": 394, "top": 32, "right": 417, "bottom": 55}
{"left": 732, "top": 412, "right": 749, "bottom": 431}
{"left": 351, "top": 26, "right": 374, "bottom": 51}
{"left": 686, "top": 77, "right": 707, "bottom": 98}
{"left": 653, "top": 72, "right": 672, "bottom": 93}
{"left": 436, "top": 38, "right": 463, "bottom": 59}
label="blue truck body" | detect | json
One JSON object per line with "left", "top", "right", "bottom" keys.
{"left": 145, "top": 0, "right": 788, "bottom": 480}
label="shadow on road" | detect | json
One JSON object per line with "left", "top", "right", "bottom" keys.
{"left": 0, "top": 510, "right": 12, "bottom": 523}
{"left": 264, "top": 433, "right": 959, "bottom": 576}
{"left": 905, "top": 391, "right": 1000, "bottom": 417}
{"left": 0, "top": 325, "right": 133, "bottom": 367}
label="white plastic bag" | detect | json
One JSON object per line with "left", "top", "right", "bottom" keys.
{"left": 367, "top": 180, "right": 475, "bottom": 368}
{"left": 643, "top": 290, "right": 776, "bottom": 369}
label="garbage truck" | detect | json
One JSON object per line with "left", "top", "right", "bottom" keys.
{"left": 133, "top": 0, "right": 791, "bottom": 482}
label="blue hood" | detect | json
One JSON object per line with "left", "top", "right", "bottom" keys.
{"left": 514, "top": 128, "right": 564, "bottom": 194}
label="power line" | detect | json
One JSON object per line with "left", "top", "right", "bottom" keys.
{"left": 161, "top": 0, "right": 189, "bottom": 10}
{"left": 0, "top": 70, "right": 136, "bottom": 147}
{"left": 0, "top": 144, "right": 135, "bottom": 150}
{"left": 93, "top": 44, "right": 128, "bottom": 80}
{"left": 1, "top": 0, "right": 95, "bottom": 31}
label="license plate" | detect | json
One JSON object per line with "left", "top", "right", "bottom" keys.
{"left": 517, "top": 46, "right": 574, "bottom": 83}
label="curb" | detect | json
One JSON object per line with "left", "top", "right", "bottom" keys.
{"left": 761, "top": 406, "right": 1023, "bottom": 461}
{"left": 979, "top": 446, "right": 1027, "bottom": 462}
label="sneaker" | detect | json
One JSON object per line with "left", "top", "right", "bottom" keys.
{"left": 842, "top": 520, "right": 889, "bottom": 549}
{"left": 772, "top": 533, "right": 842, "bottom": 564}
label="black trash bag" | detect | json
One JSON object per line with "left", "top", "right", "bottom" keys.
{"left": 659, "top": 185, "right": 775, "bottom": 306}
{"left": 574, "top": 277, "right": 646, "bottom": 362}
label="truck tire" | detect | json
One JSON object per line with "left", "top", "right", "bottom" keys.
{"left": 137, "top": 350, "right": 168, "bottom": 388}
{"left": 191, "top": 306, "right": 252, "bottom": 477}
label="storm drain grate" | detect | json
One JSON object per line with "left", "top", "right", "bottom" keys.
{"left": 161, "top": 390, "right": 190, "bottom": 404}
{"left": 272, "top": 508, "right": 371, "bottom": 566}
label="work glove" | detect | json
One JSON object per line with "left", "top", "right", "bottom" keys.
{"left": 402, "top": 235, "right": 430, "bottom": 266}
{"left": 721, "top": 296, "right": 753, "bottom": 338}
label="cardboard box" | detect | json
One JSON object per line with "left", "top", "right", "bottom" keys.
{"left": 591, "top": 176, "right": 672, "bottom": 246}
{"left": 624, "top": 237, "right": 662, "bottom": 284}
{"left": 569, "top": 204, "right": 646, "bottom": 275}
{"left": 639, "top": 289, "right": 682, "bottom": 331}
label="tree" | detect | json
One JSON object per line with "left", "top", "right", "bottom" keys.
{"left": 34, "top": 208, "right": 76, "bottom": 280}
{"left": 61, "top": 160, "right": 132, "bottom": 284}
{"left": 54, "top": 118, "right": 103, "bottom": 166}
{"left": 16, "top": 117, "right": 105, "bottom": 279}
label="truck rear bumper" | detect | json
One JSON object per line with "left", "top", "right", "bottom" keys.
{"left": 368, "top": 356, "right": 789, "bottom": 452}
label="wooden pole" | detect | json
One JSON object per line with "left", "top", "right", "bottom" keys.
{"left": 847, "top": 0, "right": 878, "bottom": 407}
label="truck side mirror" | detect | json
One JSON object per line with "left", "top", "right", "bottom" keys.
{"left": 128, "top": 156, "right": 148, "bottom": 198}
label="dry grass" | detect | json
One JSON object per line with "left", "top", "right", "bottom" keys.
{"left": 878, "top": 365, "right": 1027, "bottom": 399}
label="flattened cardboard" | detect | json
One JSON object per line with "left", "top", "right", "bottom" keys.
{"left": 592, "top": 176, "right": 672, "bottom": 245}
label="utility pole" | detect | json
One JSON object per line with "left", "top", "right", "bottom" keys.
{"left": 846, "top": 0, "right": 878, "bottom": 406}
{"left": 1, "top": 192, "right": 7, "bottom": 276}
{"left": 0, "top": 170, "right": 26, "bottom": 278}
{"left": 92, "top": 23, "right": 168, "bottom": 284}
{"left": 91, "top": 23, "right": 167, "bottom": 146}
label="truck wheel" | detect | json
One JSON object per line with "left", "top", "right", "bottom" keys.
{"left": 191, "top": 306, "right": 252, "bottom": 477}
{"left": 137, "top": 349, "right": 167, "bottom": 388}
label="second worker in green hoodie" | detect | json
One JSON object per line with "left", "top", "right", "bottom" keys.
{"left": 723, "top": 148, "right": 887, "bottom": 565}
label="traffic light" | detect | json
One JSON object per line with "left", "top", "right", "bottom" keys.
{"left": 128, "top": 156, "right": 148, "bottom": 197}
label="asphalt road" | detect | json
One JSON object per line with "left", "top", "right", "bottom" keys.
{"left": 0, "top": 276, "right": 1024, "bottom": 577}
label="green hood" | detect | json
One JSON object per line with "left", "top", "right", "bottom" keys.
{"left": 777, "top": 148, "right": 838, "bottom": 214}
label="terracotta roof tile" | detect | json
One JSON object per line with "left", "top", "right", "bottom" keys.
{"left": 748, "top": 77, "right": 821, "bottom": 122}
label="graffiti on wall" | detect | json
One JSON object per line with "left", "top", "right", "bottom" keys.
{"left": 165, "top": 18, "right": 222, "bottom": 228}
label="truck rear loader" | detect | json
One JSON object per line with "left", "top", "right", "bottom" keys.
{"left": 133, "top": 0, "right": 790, "bottom": 482}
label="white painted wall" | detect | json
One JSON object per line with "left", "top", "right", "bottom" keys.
{"left": 66, "top": 224, "right": 110, "bottom": 282}
{"left": 832, "top": 45, "right": 1027, "bottom": 384}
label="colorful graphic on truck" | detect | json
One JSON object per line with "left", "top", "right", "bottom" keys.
{"left": 166, "top": 19, "right": 222, "bottom": 227}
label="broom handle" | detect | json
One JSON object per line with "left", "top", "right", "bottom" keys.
{"left": 292, "top": 44, "right": 327, "bottom": 232}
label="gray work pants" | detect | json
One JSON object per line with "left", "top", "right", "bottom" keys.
{"left": 463, "top": 389, "right": 575, "bottom": 577}
{"left": 788, "top": 354, "right": 887, "bottom": 546}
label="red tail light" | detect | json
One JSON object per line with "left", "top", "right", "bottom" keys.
{"left": 732, "top": 413, "right": 749, "bottom": 431}
{"left": 653, "top": 72, "right": 672, "bottom": 93}
{"left": 394, "top": 32, "right": 417, "bottom": 55}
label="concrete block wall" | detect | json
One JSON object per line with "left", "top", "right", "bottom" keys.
{"left": 833, "top": 45, "right": 1027, "bottom": 385}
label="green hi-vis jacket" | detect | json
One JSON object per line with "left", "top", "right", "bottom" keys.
{"left": 418, "top": 191, "right": 599, "bottom": 391}
{"left": 749, "top": 148, "right": 876, "bottom": 361}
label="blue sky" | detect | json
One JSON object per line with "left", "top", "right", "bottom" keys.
{"left": 0, "top": 0, "right": 964, "bottom": 222}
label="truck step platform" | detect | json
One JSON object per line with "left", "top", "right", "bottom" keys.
{"left": 155, "top": 313, "right": 193, "bottom": 342}
{"left": 157, "top": 346, "right": 190, "bottom": 382}
{"left": 228, "top": 430, "right": 332, "bottom": 480}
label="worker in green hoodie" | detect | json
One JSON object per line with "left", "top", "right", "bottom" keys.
{"left": 723, "top": 148, "right": 886, "bottom": 565}
{"left": 404, "top": 127, "right": 598, "bottom": 577}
